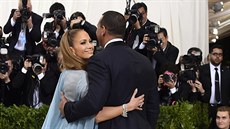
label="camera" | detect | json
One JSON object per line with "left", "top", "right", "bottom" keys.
{"left": 181, "top": 54, "right": 201, "bottom": 70}
{"left": 0, "top": 62, "right": 9, "bottom": 74}
{"left": 145, "top": 24, "right": 161, "bottom": 49}
{"left": 43, "top": 22, "right": 59, "bottom": 47}
{"left": 43, "top": 10, "right": 65, "bottom": 24}
{"left": 179, "top": 54, "right": 201, "bottom": 82}
{"left": 0, "top": 38, "right": 9, "bottom": 74}
{"left": 20, "top": 0, "right": 31, "bottom": 22}
{"left": 25, "top": 54, "right": 45, "bottom": 74}
{"left": 127, "top": 9, "right": 143, "bottom": 25}
{"left": 162, "top": 71, "right": 177, "bottom": 83}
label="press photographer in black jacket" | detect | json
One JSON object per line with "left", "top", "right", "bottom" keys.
{"left": 3, "top": 0, "right": 42, "bottom": 62}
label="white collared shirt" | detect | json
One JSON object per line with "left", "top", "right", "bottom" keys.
{"left": 104, "top": 38, "right": 123, "bottom": 48}
{"left": 209, "top": 63, "right": 221, "bottom": 104}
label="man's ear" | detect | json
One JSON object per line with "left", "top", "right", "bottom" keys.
{"left": 101, "top": 25, "right": 106, "bottom": 36}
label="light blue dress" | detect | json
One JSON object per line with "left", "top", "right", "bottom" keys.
{"left": 42, "top": 70, "right": 98, "bottom": 129}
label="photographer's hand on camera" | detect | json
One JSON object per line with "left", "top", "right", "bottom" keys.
{"left": 0, "top": 72, "right": 10, "bottom": 83}
{"left": 142, "top": 34, "right": 158, "bottom": 54}
{"left": 133, "top": 20, "right": 141, "bottom": 30}
{"left": 12, "top": 9, "right": 21, "bottom": 22}
{"left": 187, "top": 79, "right": 205, "bottom": 95}
{"left": 23, "top": 59, "right": 32, "bottom": 70}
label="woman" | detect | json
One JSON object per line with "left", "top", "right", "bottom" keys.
{"left": 42, "top": 29, "right": 144, "bottom": 129}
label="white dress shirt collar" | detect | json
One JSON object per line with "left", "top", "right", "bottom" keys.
{"left": 104, "top": 38, "right": 123, "bottom": 48}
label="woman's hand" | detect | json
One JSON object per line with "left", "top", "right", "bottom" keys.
{"left": 126, "top": 88, "right": 144, "bottom": 112}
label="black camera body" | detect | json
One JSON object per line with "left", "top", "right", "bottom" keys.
{"left": 43, "top": 10, "right": 65, "bottom": 24}
{"left": 127, "top": 9, "right": 143, "bottom": 25}
{"left": 179, "top": 54, "right": 201, "bottom": 82}
{"left": 25, "top": 54, "right": 45, "bottom": 74}
{"left": 43, "top": 31, "right": 58, "bottom": 47}
{"left": 145, "top": 24, "right": 161, "bottom": 49}
{"left": 20, "top": 0, "right": 31, "bottom": 22}
{"left": 181, "top": 54, "right": 201, "bottom": 70}
{"left": 43, "top": 22, "right": 59, "bottom": 47}
{"left": 0, "top": 62, "right": 9, "bottom": 74}
{"left": 162, "top": 72, "right": 177, "bottom": 83}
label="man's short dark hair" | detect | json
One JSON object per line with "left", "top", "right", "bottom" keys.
{"left": 101, "top": 11, "right": 126, "bottom": 38}
{"left": 70, "top": 11, "right": 86, "bottom": 21}
{"left": 209, "top": 44, "right": 223, "bottom": 53}
{"left": 49, "top": 2, "right": 65, "bottom": 16}
{"left": 158, "top": 28, "right": 168, "bottom": 37}
{"left": 131, "top": 2, "right": 148, "bottom": 12}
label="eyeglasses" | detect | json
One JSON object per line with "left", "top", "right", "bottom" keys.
{"left": 211, "top": 53, "right": 223, "bottom": 56}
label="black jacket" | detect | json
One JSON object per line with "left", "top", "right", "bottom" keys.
{"left": 64, "top": 41, "right": 160, "bottom": 129}
{"left": 3, "top": 9, "right": 43, "bottom": 55}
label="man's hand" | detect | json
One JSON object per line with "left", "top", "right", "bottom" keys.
{"left": 13, "top": 9, "right": 21, "bottom": 22}
{"left": 59, "top": 92, "right": 67, "bottom": 117}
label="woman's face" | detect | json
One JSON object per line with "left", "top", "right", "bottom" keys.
{"left": 70, "top": 30, "right": 94, "bottom": 60}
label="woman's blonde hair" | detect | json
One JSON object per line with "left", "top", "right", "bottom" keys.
{"left": 60, "top": 29, "right": 87, "bottom": 70}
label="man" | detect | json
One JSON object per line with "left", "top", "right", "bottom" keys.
{"left": 0, "top": 54, "right": 19, "bottom": 106}
{"left": 125, "top": 2, "right": 159, "bottom": 58}
{"left": 142, "top": 28, "right": 179, "bottom": 76}
{"left": 215, "top": 106, "right": 230, "bottom": 129}
{"left": 199, "top": 45, "right": 230, "bottom": 129}
{"left": 12, "top": 54, "right": 59, "bottom": 108}
{"left": 3, "top": 0, "right": 42, "bottom": 61}
{"left": 44, "top": 2, "right": 67, "bottom": 44}
{"left": 59, "top": 11, "right": 160, "bottom": 129}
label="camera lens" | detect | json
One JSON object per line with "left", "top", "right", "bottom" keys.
{"left": 33, "top": 63, "right": 43, "bottom": 74}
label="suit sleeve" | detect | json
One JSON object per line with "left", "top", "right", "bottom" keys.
{"left": 3, "top": 9, "right": 16, "bottom": 34}
{"left": 83, "top": 21, "right": 97, "bottom": 40}
{"left": 29, "top": 13, "right": 43, "bottom": 42}
{"left": 153, "top": 45, "right": 179, "bottom": 65}
{"left": 146, "top": 72, "right": 160, "bottom": 129}
{"left": 64, "top": 55, "right": 111, "bottom": 122}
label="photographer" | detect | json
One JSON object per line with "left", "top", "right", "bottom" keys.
{"left": 157, "top": 64, "right": 180, "bottom": 106}
{"left": 0, "top": 54, "right": 19, "bottom": 106}
{"left": 12, "top": 54, "right": 59, "bottom": 108}
{"left": 43, "top": 2, "right": 67, "bottom": 43}
{"left": 177, "top": 47, "right": 204, "bottom": 102}
{"left": 3, "top": 0, "right": 43, "bottom": 62}
{"left": 142, "top": 28, "right": 179, "bottom": 75}
{"left": 124, "top": 2, "right": 159, "bottom": 57}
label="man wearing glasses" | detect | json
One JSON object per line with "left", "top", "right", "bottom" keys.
{"left": 198, "top": 45, "right": 230, "bottom": 129}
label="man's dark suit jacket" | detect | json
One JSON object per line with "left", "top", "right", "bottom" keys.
{"left": 64, "top": 41, "right": 160, "bottom": 129}
{"left": 12, "top": 65, "right": 59, "bottom": 106}
{"left": 199, "top": 64, "right": 230, "bottom": 129}
{"left": 3, "top": 9, "right": 42, "bottom": 55}
{"left": 199, "top": 64, "right": 230, "bottom": 105}
{"left": 153, "top": 42, "right": 179, "bottom": 75}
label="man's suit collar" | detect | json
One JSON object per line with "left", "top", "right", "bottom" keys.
{"left": 104, "top": 38, "right": 123, "bottom": 48}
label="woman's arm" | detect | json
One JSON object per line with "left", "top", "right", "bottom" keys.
{"left": 95, "top": 89, "right": 144, "bottom": 123}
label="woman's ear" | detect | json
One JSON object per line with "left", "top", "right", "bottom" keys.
{"left": 69, "top": 47, "right": 76, "bottom": 56}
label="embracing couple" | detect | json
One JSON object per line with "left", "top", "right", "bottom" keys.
{"left": 42, "top": 10, "right": 160, "bottom": 129}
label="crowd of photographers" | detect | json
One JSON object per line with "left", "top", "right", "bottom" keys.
{"left": 0, "top": 1, "right": 229, "bottom": 128}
